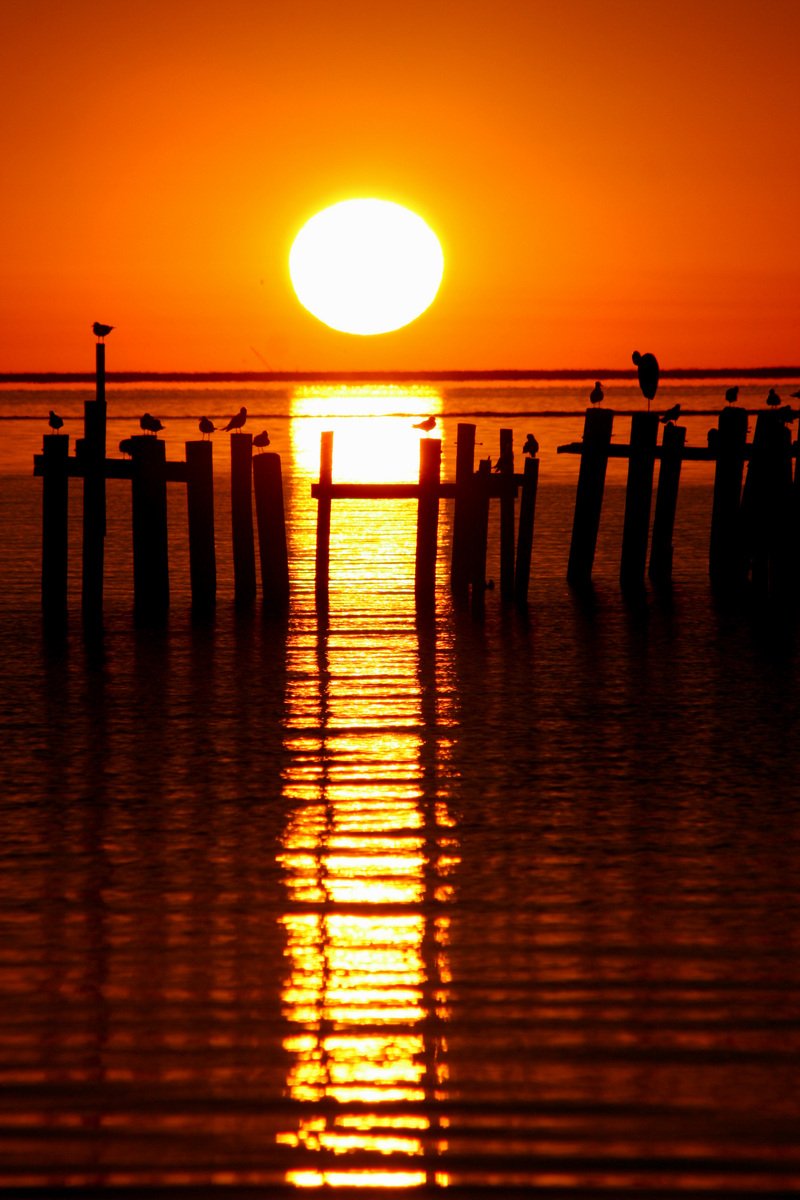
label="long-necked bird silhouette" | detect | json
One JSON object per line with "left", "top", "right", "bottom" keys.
{"left": 48, "top": 410, "right": 64, "bottom": 433}
{"left": 199, "top": 416, "right": 216, "bottom": 439}
{"left": 725, "top": 386, "right": 739, "bottom": 404}
{"left": 413, "top": 416, "right": 436, "bottom": 432}
{"left": 766, "top": 388, "right": 781, "bottom": 407}
{"left": 659, "top": 403, "right": 681, "bottom": 425}
{"left": 140, "top": 412, "right": 164, "bottom": 435}
{"left": 92, "top": 322, "right": 114, "bottom": 340}
{"left": 632, "top": 350, "right": 659, "bottom": 408}
{"left": 253, "top": 430, "right": 271, "bottom": 451}
{"left": 223, "top": 406, "right": 247, "bottom": 432}
{"left": 589, "top": 381, "right": 604, "bottom": 405}
{"left": 522, "top": 432, "right": 539, "bottom": 457}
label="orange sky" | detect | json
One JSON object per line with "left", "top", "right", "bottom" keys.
{"left": 2, "top": 0, "right": 799, "bottom": 372}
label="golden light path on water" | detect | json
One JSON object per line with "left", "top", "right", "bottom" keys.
{"left": 277, "top": 392, "right": 459, "bottom": 1186}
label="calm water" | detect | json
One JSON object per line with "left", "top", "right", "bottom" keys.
{"left": 2, "top": 379, "right": 800, "bottom": 1195}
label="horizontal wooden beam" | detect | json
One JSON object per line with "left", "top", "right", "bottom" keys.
{"left": 557, "top": 442, "right": 756, "bottom": 462}
{"left": 311, "top": 475, "right": 525, "bottom": 501}
{"left": 33, "top": 455, "right": 188, "bottom": 482}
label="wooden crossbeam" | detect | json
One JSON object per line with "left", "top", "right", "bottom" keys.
{"left": 33, "top": 454, "right": 189, "bottom": 482}
{"left": 311, "top": 475, "right": 524, "bottom": 501}
{"left": 558, "top": 440, "right": 795, "bottom": 461}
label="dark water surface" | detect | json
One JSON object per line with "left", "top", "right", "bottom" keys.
{"left": 2, "top": 383, "right": 800, "bottom": 1195}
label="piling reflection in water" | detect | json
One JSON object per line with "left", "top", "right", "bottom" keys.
{"left": 276, "top": 502, "right": 459, "bottom": 1187}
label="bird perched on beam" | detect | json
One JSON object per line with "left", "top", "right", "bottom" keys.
{"left": 766, "top": 388, "right": 781, "bottom": 407}
{"left": 493, "top": 447, "right": 514, "bottom": 473}
{"left": 92, "top": 322, "right": 114, "bottom": 339}
{"left": 522, "top": 432, "right": 539, "bottom": 457}
{"left": 413, "top": 415, "right": 436, "bottom": 433}
{"left": 253, "top": 430, "right": 271, "bottom": 451}
{"left": 632, "top": 350, "right": 659, "bottom": 407}
{"left": 725, "top": 386, "right": 739, "bottom": 404}
{"left": 223, "top": 406, "right": 247, "bottom": 432}
{"left": 140, "top": 412, "right": 164, "bottom": 435}
{"left": 119, "top": 438, "right": 135, "bottom": 457}
{"left": 199, "top": 416, "right": 216, "bottom": 439}
{"left": 659, "top": 404, "right": 681, "bottom": 425}
{"left": 589, "top": 381, "right": 604, "bottom": 405}
{"left": 48, "top": 410, "right": 64, "bottom": 433}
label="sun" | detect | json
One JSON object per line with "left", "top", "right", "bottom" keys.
{"left": 289, "top": 199, "right": 444, "bottom": 336}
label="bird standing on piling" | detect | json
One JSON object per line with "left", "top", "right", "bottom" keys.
{"left": 659, "top": 403, "right": 681, "bottom": 425}
{"left": 199, "top": 416, "right": 216, "bottom": 439}
{"left": 632, "top": 350, "right": 659, "bottom": 409}
{"left": 522, "top": 433, "right": 539, "bottom": 457}
{"left": 223, "top": 406, "right": 247, "bottom": 432}
{"left": 766, "top": 388, "right": 781, "bottom": 407}
{"left": 253, "top": 430, "right": 271, "bottom": 451}
{"left": 413, "top": 416, "right": 436, "bottom": 433}
{"left": 140, "top": 412, "right": 164, "bottom": 435}
{"left": 48, "top": 410, "right": 64, "bottom": 433}
{"left": 725, "top": 386, "right": 739, "bottom": 404}
{"left": 119, "top": 438, "right": 135, "bottom": 457}
{"left": 589, "top": 381, "right": 604, "bottom": 405}
{"left": 92, "top": 322, "right": 114, "bottom": 340}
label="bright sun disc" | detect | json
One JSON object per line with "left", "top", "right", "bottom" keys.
{"left": 289, "top": 199, "right": 444, "bottom": 336}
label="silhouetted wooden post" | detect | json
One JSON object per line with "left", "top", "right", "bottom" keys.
{"left": 567, "top": 408, "right": 613, "bottom": 586}
{"left": 41, "top": 433, "right": 69, "bottom": 622}
{"left": 498, "top": 428, "right": 515, "bottom": 601}
{"left": 709, "top": 406, "right": 748, "bottom": 591}
{"left": 130, "top": 436, "right": 169, "bottom": 623}
{"left": 230, "top": 432, "right": 256, "bottom": 608}
{"left": 620, "top": 412, "right": 658, "bottom": 590}
{"left": 514, "top": 454, "right": 539, "bottom": 606}
{"left": 415, "top": 437, "right": 441, "bottom": 613}
{"left": 185, "top": 440, "right": 216, "bottom": 614}
{"left": 315, "top": 431, "right": 333, "bottom": 606}
{"left": 743, "top": 411, "right": 793, "bottom": 599}
{"left": 253, "top": 451, "right": 289, "bottom": 615}
{"left": 470, "top": 458, "right": 491, "bottom": 618}
{"left": 450, "top": 423, "right": 476, "bottom": 602}
{"left": 80, "top": 346, "right": 107, "bottom": 620}
{"left": 648, "top": 421, "right": 686, "bottom": 585}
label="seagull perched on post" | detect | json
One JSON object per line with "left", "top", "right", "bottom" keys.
{"left": 223, "top": 406, "right": 247, "bottom": 432}
{"left": 48, "top": 410, "right": 64, "bottom": 433}
{"left": 589, "top": 381, "right": 604, "bottom": 405}
{"left": 766, "top": 388, "right": 781, "bottom": 407}
{"left": 413, "top": 416, "right": 436, "bottom": 433}
{"left": 199, "top": 416, "right": 216, "bottom": 439}
{"left": 140, "top": 412, "right": 164, "bottom": 435}
{"left": 92, "top": 322, "right": 114, "bottom": 340}
{"left": 522, "top": 432, "right": 539, "bottom": 457}
{"left": 659, "top": 404, "right": 681, "bottom": 425}
{"left": 632, "top": 350, "right": 659, "bottom": 408}
{"left": 725, "top": 386, "right": 739, "bottom": 404}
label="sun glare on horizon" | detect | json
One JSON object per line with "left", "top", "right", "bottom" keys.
{"left": 289, "top": 199, "right": 444, "bottom": 336}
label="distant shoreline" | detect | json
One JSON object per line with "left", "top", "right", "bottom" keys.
{"left": 2, "top": 367, "right": 799, "bottom": 384}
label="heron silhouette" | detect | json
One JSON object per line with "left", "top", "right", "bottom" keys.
{"left": 413, "top": 416, "right": 436, "bottom": 433}
{"left": 589, "top": 381, "right": 604, "bottom": 405}
{"left": 140, "top": 412, "right": 164, "bottom": 435}
{"left": 253, "top": 430, "right": 271, "bottom": 451}
{"left": 632, "top": 350, "right": 659, "bottom": 409}
{"left": 92, "top": 322, "right": 114, "bottom": 340}
{"left": 223, "top": 406, "right": 247, "bottom": 432}
{"left": 199, "top": 417, "right": 216, "bottom": 439}
{"left": 48, "top": 410, "right": 64, "bottom": 433}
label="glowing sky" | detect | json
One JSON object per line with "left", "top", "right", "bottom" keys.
{"left": 2, "top": 0, "right": 799, "bottom": 371}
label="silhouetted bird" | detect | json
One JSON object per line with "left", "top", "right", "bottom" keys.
{"left": 140, "top": 412, "right": 164, "bottom": 435}
{"left": 199, "top": 416, "right": 216, "bottom": 439}
{"left": 253, "top": 430, "right": 271, "bottom": 451}
{"left": 413, "top": 416, "right": 436, "bottom": 432}
{"left": 92, "top": 322, "right": 114, "bottom": 339}
{"left": 659, "top": 404, "right": 681, "bottom": 424}
{"left": 766, "top": 388, "right": 781, "bottom": 407}
{"left": 493, "top": 448, "right": 514, "bottom": 473}
{"left": 632, "top": 350, "right": 659, "bottom": 405}
{"left": 48, "top": 410, "right": 64, "bottom": 433}
{"left": 119, "top": 438, "right": 135, "bottom": 457}
{"left": 725, "top": 386, "right": 739, "bottom": 404}
{"left": 522, "top": 433, "right": 539, "bottom": 457}
{"left": 707, "top": 428, "right": 719, "bottom": 451}
{"left": 223, "top": 406, "right": 247, "bottom": 432}
{"left": 589, "top": 381, "right": 604, "bottom": 405}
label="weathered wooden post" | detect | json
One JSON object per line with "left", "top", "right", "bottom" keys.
{"left": 41, "top": 433, "right": 69, "bottom": 622}
{"left": 315, "top": 431, "right": 333, "bottom": 607}
{"left": 470, "top": 458, "right": 492, "bottom": 618}
{"left": 185, "top": 440, "right": 216, "bottom": 614}
{"left": 450, "top": 423, "right": 476, "bottom": 603}
{"left": 498, "top": 428, "right": 516, "bottom": 601}
{"left": 742, "top": 410, "right": 793, "bottom": 599}
{"left": 230, "top": 432, "right": 256, "bottom": 608}
{"left": 130, "top": 436, "right": 169, "bottom": 623}
{"left": 648, "top": 421, "right": 686, "bottom": 585}
{"left": 709, "top": 405, "right": 749, "bottom": 592}
{"left": 514, "top": 454, "right": 539, "bottom": 606}
{"left": 253, "top": 452, "right": 290, "bottom": 615}
{"left": 415, "top": 437, "right": 441, "bottom": 613}
{"left": 80, "top": 342, "right": 107, "bottom": 621}
{"left": 567, "top": 408, "right": 613, "bottom": 586}
{"left": 620, "top": 411, "right": 658, "bottom": 590}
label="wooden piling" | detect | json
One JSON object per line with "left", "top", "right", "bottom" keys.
{"left": 41, "top": 434, "right": 69, "bottom": 622}
{"left": 470, "top": 458, "right": 492, "bottom": 618}
{"left": 415, "top": 437, "right": 441, "bottom": 612}
{"left": 648, "top": 421, "right": 686, "bottom": 585}
{"left": 498, "top": 428, "right": 516, "bottom": 601}
{"left": 514, "top": 455, "right": 539, "bottom": 605}
{"left": 315, "top": 431, "right": 334, "bottom": 607}
{"left": 230, "top": 432, "right": 256, "bottom": 608}
{"left": 620, "top": 411, "right": 658, "bottom": 591}
{"left": 567, "top": 408, "right": 614, "bottom": 587}
{"left": 80, "top": 394, "right": 107, "bottom": 621}
{"left": 450, "top": 423, "right": 476, "bottom": 602}
{"left": 130, "top": 436, "right": 169, "bottom": 623}
{"left": 742, "top": 410, "right": 793, "bottom": 599}
{"left": 185, "top": 440, "right": 216, "bottom": 614}
{"left": 709, "top": 405, "right": 749, "bottom": 591}
{"left": 253, "top": 451, "right": 290, "bottom": 614}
